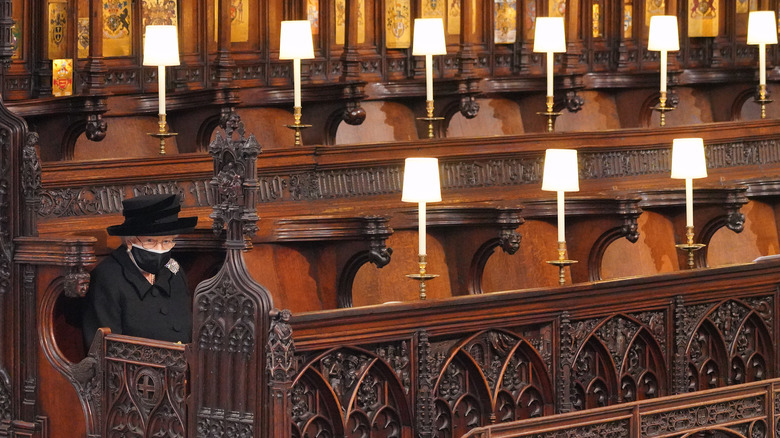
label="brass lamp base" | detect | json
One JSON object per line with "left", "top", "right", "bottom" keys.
{"left": 406, "top": 254, "right": 439, "bottom": 300}
{"left": 416, "top": 100, "right": 444, "bottom": 139}
{"left": 284, "top": 106, "right": 311, "bottom": 146}
{"left": 675, "top": 226, "right": 706, "bottom": 269}
{"left": 546, "top": 241, "right": 577, "bottom": 286}
{"left": 652, "top": 91, "right": 675, "bottom": 127}
{"left": 755, "top": 84, "right": 773, "bottom": 119}
{"left": 536, "top": 96, "right": 561, "bottom": 133}
{"left": 147, "top": 114, "right": 177, "bottom": 155}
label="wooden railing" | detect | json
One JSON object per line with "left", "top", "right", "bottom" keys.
{"left": 270, "top": 260, "right": 780, "bottom": 437}
{"left": 464, "top": 377, "right": 780, "bottom": 437}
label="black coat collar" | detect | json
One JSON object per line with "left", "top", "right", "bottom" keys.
{"left": 110, "top": 246, "right": 175, "bottom": 300}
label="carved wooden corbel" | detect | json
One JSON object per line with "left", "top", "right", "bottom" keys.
{"left": 564, "top": 90, "right": 585, "bottom": 113}
{"left": 63, "top": 267, "right": 91, "bottom": 298}
{"left": 457, "top": 78, "right": 481, "bottom": 119}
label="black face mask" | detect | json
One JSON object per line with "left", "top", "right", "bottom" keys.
{"left": 130, "top": 245, "right": 172, "bottom": 275}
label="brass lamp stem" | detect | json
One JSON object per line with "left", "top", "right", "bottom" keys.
{"left": 536, "top": 95, "right": 561, "bottom": 133}
{"left": 406, "top": 254, "right": 439, "bottom": 300}
{"left": 675, "top": 225, "right": 706, "bottom": 269}
{"left": 416, "top": 100, "right": 444, "bottom": 139}
{"left": 756, "top": 84, "right": 772, "bottom": 119}
{"left": 546, "top": 241, "right": 577, "bottom": 286}
{"left": 284, "top": 106, "right": 311, "bottom": 146}
{"left": 148, "top": 113, "right": 177, "bottom": 155}
{"left": 652, "top": 91, "right": 674, "bottom": 127}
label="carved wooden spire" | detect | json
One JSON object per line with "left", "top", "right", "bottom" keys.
{"left": 192, "top": 112, "right": 272, "bottom": 437}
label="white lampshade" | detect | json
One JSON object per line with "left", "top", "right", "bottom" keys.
{"left": 412, "top": 18, "right": 447, "bottom": 56}
{"left": 279, "top": 20, "right": 315, "bottom": 59}
{"left": 533, "top": 17, "right": 566, "bottom": 53}
{"left": 402, "top": 158, "right": 442, "bottom": 202}
{"left": 748, "top": 11, "right": 778, "bottom": 45}
{"left": 143, "top": 25, "right": 180, "bottom": 66}
{"left": 671, "top": 138, "right": 708, "bottom": 179}
{"left": 648, "top": 16, "right": 680, "bottom": 51}
{"left": 542, "top": 149, "right": 579, "bottom": 192}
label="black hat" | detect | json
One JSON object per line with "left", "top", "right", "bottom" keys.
{"left": 107, "top": 194, "right": 198, "bottom": 236}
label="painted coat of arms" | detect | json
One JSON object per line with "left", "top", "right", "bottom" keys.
{"left": 104, "top": 0, "right": 131, "bottom": 38}
{"left": 495, "top": 0, "right": 517, "bottom": 44}
{"left": 386, "top": 0, "right": 410, "bottom": 48}
{"left": 48, "top": 2, "right": 67, "bottom": 59}
{"left": 142, "top": 0, "right": 178, "bottom": 26}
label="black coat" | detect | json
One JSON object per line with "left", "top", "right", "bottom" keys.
{"left": 82, "top": 245, "right": 192, "bottom": 347}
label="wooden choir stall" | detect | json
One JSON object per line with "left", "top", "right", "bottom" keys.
{"left": 3, "top": 0, "right": 780, "bottom": 437}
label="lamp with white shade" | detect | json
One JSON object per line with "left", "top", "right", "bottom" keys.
{"left": 402, "top": 157, "right": 442, "bottom": 300}
{"left": 533, "top": 17, "right": 566, "bottom": 132}
{"left": 280, "top": 20, "right": 315, "bottom": 146}
{"left": 747, "top": 11, "right": 778, "bottom": 118}
{"left": 412, "top": 18, "right": 447, "bottom": 139}
{"left": 671, "top": 138, "right": 708, "bottom": 268}
{"left": 541, "top": 149, "right": 579, "bottom": 285}
{"left": 648, "top": 15, "right": 680, "bottom": 127}
{"left": 143, "top": 25, "right": 180, "bottom": 155}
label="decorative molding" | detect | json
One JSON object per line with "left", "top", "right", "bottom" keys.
{"left": 105, "top": 339, "right": 187, "bottom": 370}
{"left": 38, "top": 138, "right": 780, "bottom": 219}
{"left": 521, "top": 418, "right": 630, "bottom": 438}
{"left": 640, "top": 395, "right": 764, "bottom": 436}
{"left": 195, "top": 408, "right": 254, "bottom": 438}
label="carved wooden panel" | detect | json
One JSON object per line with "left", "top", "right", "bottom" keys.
{"left": 291, "top": 345, "right": 412, "bottom": 437}
{"left": 103, "top": 337, "right": 187, "bottom": 437}
{"left": 684, "top": 298, "right": 774, "bottom": 392}
{"left": 430, "top": 329, "right": 554, "bottom": 436}
{"left": 568, "top": 314, "right": 667, "bottom": 410}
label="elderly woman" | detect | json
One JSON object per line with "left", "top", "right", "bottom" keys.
{"left": 82, "top": 194, "right": 197, "bottom": 347}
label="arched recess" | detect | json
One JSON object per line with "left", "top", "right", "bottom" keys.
{"left": 732, "top": 87, "right": 756, "bottom": 121}
{"left": 291, "top": 346, "right": 413, "bottom": 438}
{"left": 197, "top": 113, "right": 223, "bottom": 153}
{"left": 337, "top": 248, "right": 394, "bottom": 308}
{"left": 698, "top": 214, "right": 744, "bottom": 268}
{"left": 432, "top": 329, "right": 553, "bottom": 436}
{"left": 60, "top": 120, "right": 87, "bottom": 161}
{"left": 38, "top": 276, "right": 101, "bottom": 436}
{"left": 468, "top": 238, "right": 501, "bottom": 295}
{"left": 587, "top": 226, "right": 638, "bottom": 281}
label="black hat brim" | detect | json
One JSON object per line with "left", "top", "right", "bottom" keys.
{"left": 106, "top": 216, "right": 198, "bottom": 236}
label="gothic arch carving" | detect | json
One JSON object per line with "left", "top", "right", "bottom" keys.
{"left": 291, "top": 346, "right": 413, "bottom": 438}
{"left": 432, "top": 329, "right": 553, "bottom": 435}
{"left": 685, "top": 298, "right": 774, "bottom": 392}
{"left": 570, "top": 314, "right": 667, "bottom": 408}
